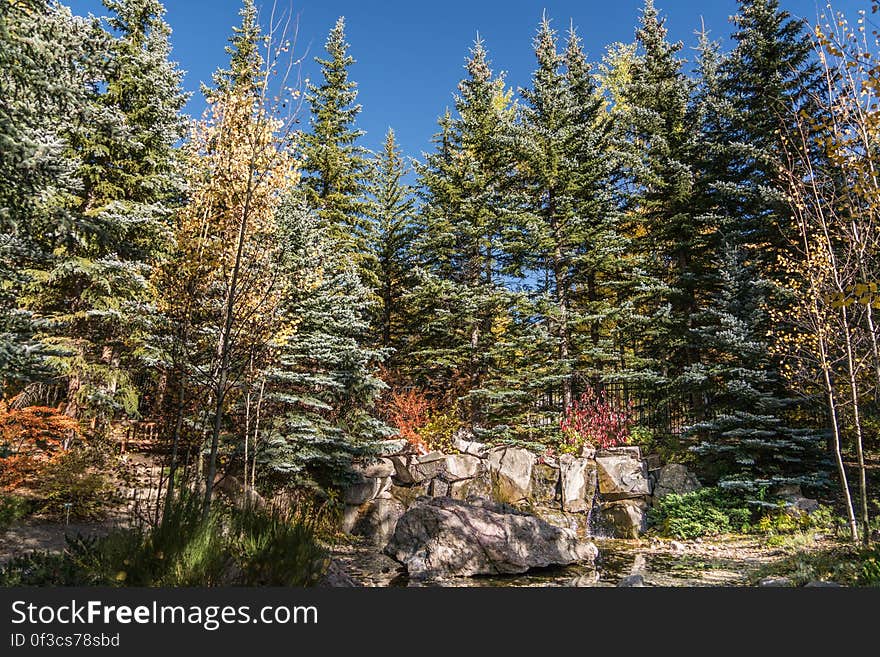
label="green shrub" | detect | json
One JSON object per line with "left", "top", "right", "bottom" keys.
{"left": 648, "top": 488, "right": 754, "bottom": 539}
{"left": 860, "top": 552, "right": 880, "bottom": 586}
{"left": 1, "top": 493, "right": 328, "bottom": 587}
{"left": 38, "top": 449, "right": 117, "bottom": 520}
{"left": 0, "top": 494, "right": 33, "bottom": 530}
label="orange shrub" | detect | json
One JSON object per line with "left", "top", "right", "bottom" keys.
{"left": 379, "top": 388, "right": 435, "bottom": 452}
{"left": 0, "top": 401, "right": 79, "bottom": 491}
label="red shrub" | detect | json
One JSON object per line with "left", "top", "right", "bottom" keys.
{"left": 379, "top": 388, "right": 435, "bottom": 452}
{"left": 0, "top": 401, "right": 79, "bottom": 491}
{"left": 560, "top": 385, "right": 633, "bottom": 451}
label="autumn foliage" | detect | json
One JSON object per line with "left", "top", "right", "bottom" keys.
{"left": 559, "top": 386, "right": 633, "bottom": 451}
{"left": 0, "top": 400, "right": 79, "bottom": 491}
{"left": 379, "top": 388, "right": 435, "bottom": 451}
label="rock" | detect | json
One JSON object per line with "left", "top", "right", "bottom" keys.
{"left": 487, "top": 447, "right": 536, "bottom": 504}
{"left": 653, "top": 463, "right": 701, "bottom": 499}
{"left": 444, "top": 453, "right": 482, "bottom": 481}
{"left": 350, "top": 497, "right": 406, "bottom": 547}
{"left": 452, "top": 430, "right": 488, "bottom": 458}
{"left": 448, "top": 479, "right": 472, "bottom": 500}
{"left": 603, "top": 499, "right": 648, "bottom": 538}
{"left": 617, "top": 574, "right": 646, "bottom": 587}
{"left": 644, "top": 454, "right": 662, "bottom": 471}
{"left": 467, "top": 468, "right": 493, "bottom": 499}
{"left": 773, "top": 483, "right": 820, "bottom": 514}
{"left": 317, "top": 560, "right": 362, "bottom": 587}
{"left": 596, "top": 453, "right": 650, "bottom": 499}
{"left": 559, "top": 455, "right": 597, "bottom": 513}
{"left": 374, "top": 439, "right": 410, "bottom": 456}
{"left": 385, "top": 497, "right": 598, "bottom": 579}
{"left": 759, "top": 577, "right": 793, "bottom": 587}
{"left": 598, "top": 445, "right": 642, "bottom": 459}
{"left": 531, "top": 463, "right": 561, "bottom": 506}
{"left": 343, "top": 478, "right": 383, "bottom": 505}
{"left": 579, "top": 444, "right": 597, "bottom": 459}
{"left": 428, "top": 478, "right": 449, "bottom": 497}
{"left": 533, "top": 508, "right": 589, "bottom": 535}
{"left": 389, "top": 483, "right": 428, "bottom": 508}
{"left": 389, "top": 453, "right": 446, "bottom": 485}
{"left": 356, "top": 458, "right": 395, "bottom": 479}
{"left": 804, "top": 581, "right": 843, "bottom": 587}
{"left": 341, "top": 504, "right": 360, "bottom": 533}
{"left": 670, "top": 540, "right": 686, "bottom": 553}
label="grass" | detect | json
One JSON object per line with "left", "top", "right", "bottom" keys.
{"left": 749, "top": 533, "right": 880, "bottom": 586}
{"left": 0, "top": 492, "right": 329, "bottom": 587}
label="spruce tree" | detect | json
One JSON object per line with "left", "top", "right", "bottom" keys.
{"left": 0, "top": 1, "right": 94, "bottom": 394}
{"left": 615, "top": 0, "right": 697, "bottom": 390}
{"left": 719, "top": 0, "right": 824, "bottom": 281}
{"left": 300, "top": 17, "right": 375, "bottom": 287}
{"left": 685, "top": 243, "right": 829, "bottom": 493}
{"left": 262, "top": 198, "right": 389, "bottom": 490}
{"left": 509, "top": 18, "right": 622, "bottom": 414}
{"left": 366, "top": 128, "right": 416, "bottom": 364}
{"left": 5, "top": 0, "right": 185, "bottom": 427}
{"left": 409, "top": 40, "right": 515, "bottom": 428}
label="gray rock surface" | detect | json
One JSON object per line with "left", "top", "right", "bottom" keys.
{"left": 487, "top": 447, "right": 536, "bottom": 504}
{"left": 652, "top": 463, "right": 701, "bottom": 499}
{"left": 596, "top": 453, "right": 651, "bottom": 499}
{"left": 603, "top": 499, "right": 648, "bottom": 538}
{"left": 385, "top": 497, "right": 597, "bottom": 579}
{"left": 559, "top": 455, "right": 597, "bottom": 513}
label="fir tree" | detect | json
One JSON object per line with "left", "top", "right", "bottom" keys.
{"left": 409, "top": 39, "right": 515, "bottom": 427}
{"left": 300, "top": 17, "right": 375, "bottom": 287}
{"left": 366, "top": 128, "right": 416, "bottom": 363}
{"left": 509, "top": 18, "right": 622, "bottom": 414}
{"left": 0, "top": 1, "right": 94, "bottom": 393}
{"left": 685, "top": 243, "right": 830, "bottom": 493}
{"left": 719, "top": 0, "right": 824, "bottom": 280}
{"left": 262, "top": 198, "right": 389, "bottom": 490}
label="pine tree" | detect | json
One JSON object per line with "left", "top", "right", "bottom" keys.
{"left": 13, "top": 0, "right": 186, "bottom": 428}
{"left": 719, "top": 0, "right": 824, "bottom": 281}
{"left": 409, "top": 39, "right": 516, "bottom": 428}
{"left": 685, "top": 243, "right": 830, "bottom": 493}
{"left": 261, "top": 198, "right": 389, "bottom": 490}
{"left": 0, "top": 1, "right": 94, "bottom": 394}
{"left": 300, "top": 17, "right": 374, "bottom": 286}
{"left": 509, "top": 18, "right": 622, "bottom": 415}
{"left": 366, "top": 128, "right": 416, "bottom": 363}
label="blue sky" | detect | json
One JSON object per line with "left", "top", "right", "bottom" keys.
{"left": 69, "top": 0, "right": 867, "bottom": 162}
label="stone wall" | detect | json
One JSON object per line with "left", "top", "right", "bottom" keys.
{"left": 342, "top": 433, "right": 683, "bottom": 545}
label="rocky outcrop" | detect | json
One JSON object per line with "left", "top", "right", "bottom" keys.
{"left": 603, "top": 498, "right": 649, "bottom": 539}
{"left": 342, "top": 439, "right": 660, "bottom": 545}
{"left": 385, "top": 497, "right": 598, "bottom": 579}
{"left": 487, "top": 447, "right": 535, "bottom": 504}
{"left": 596, "top": 448, "right": 651, "bottom": 500}
{"left": 652, "top": 463, "right": 701, "bottom": 499}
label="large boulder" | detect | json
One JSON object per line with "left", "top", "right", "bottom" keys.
{"left": 443, "top": 453, "right": 482, "bottom": 481}
{"left": 389, "top": 452, "right": 447, "bottom": 485}
{"left": 385, "top": 497, "right": 598, "bottom": 579}
{"left": 559, "top": 455, "right": 597, "bottom": 513}
{"left": 487, "top": 447, "right": 536, "bottom": 504}
{"left": 602, "top": 499, "right": 648, "bottom": 539}
{"left": 596, "top": 452, "right": 651, "bottom": 500}
{"left": 652, "top": 463, "right": 701, "bottom": 499}
{"left": 343, "top": 476, "right": 390, "bottom": 505}
{"left": 349, "top": 497, "right": 406, "bottom": 547}
{"left": 531, "top": 462, "right": 561, "bottom": 506}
